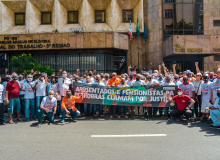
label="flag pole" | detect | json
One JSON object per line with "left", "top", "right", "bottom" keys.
{"left": 137, "top": 14, "right": 140, "bottom": 73}
{"left": 145, "top": 39, "right": 146, "bottom": 68}
{"left": 138, "top": 33, "right": 139, "bottom": 73}
{"left": 130, "top": 40, "right": 132, "bottom": 66}
{"left": 130, "top": 20, "right": 132, "bottom": 66}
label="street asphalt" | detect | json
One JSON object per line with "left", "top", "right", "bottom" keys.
{"left": 0, "top": 116, "right": 220, "bottom": 160}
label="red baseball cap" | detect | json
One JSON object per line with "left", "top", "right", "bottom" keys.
{"left": 177, "top": 88, "right": 183, "bottom": 92}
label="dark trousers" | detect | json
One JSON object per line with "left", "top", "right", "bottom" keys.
{"left": 194, "top": 95, "right": 202, "bottom": 117}
{"left": 0, "top": 103, "right": 4, "bottom": 123}
{"left": 148, "top": 107, "right": 158, "bottom": 116}
{"left": 170, "top": 108, "right": 192, "bottom": 120}
{"left": 19, "top": 95, "right": 25, "bottom": 116}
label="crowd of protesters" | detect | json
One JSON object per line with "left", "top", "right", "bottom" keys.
{"left": 0, "top": 62, "right": 220, "bottom": 129}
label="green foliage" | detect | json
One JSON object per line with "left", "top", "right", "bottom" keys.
{"left": 9, "top": 53, "right": 54, "bottom": 76}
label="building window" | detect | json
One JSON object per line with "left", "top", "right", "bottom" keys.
{"left": 68, "top": 11, "right": 78, "bottom": 24}
{"left": 165, "top": 0, "right": 175, "bottom": 2}
{"left": 165, "top": 10, "right": 173, "bottom": 18}
{"left": 15, "top": 13, "right": 25, "bottom": 25}
{"left": 123, "top": 10, "right": 133, "bottom": 23}
{"left": 41, "top": 12, "right": 51, "bottom": 25}
{"left": 214, "top": 20, "right": 220, "bottom": 27}
{"left": 95, "top": 10, "right": 105, "bottom": 23}
{"left": 163, "top": 0, "right": 203, "bottom": 37}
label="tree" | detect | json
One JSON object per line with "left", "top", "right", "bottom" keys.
{"left": 9, "top": 53, "right": 54, "bottom": 76}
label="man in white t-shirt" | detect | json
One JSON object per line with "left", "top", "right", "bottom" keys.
{"left": 37, "top": 91, "right": 57, "bottom": 126}
{"left": 173, "top": 74, "right": 182, "bottom": 87}
{"left": 161, "top": 75, "right": 175, "bottom": 86}
{"left": 126, "top": 75, "right": 134, "bottom": 86}
{"left": 200, "top": 74, "right": 213, "bottom": 121}
{"left": 102, "top": 74, "right": 109, "bottom": 86}
{"left": 21, "top": 75, "right": 36, "bottom": 121}
{"left": 34, "top": 73, "right": 48, "bottom": 115}
{"left": 178, "top": 76, "right": 195, "bottom": 99}
{"left": 145, "top": 75, "right": 159, "bottom": 87}
{"left": 58, "top": 71, "right": 72, "bottom": 97}
{"left": 58, "top": 71, "right": 72, "bottom": 120}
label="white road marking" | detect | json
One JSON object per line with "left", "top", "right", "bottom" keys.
{"left": 91, "top": 134, "right": 167, "bottom": 138}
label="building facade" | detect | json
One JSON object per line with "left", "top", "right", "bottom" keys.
{"left": 0, "top": 0, "right": 219, "bottom": 74}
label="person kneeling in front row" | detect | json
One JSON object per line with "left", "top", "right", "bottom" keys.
{"left": 206, "top": 88, "right": 220, "bottom": 129}
{"left": 166, "top": 88, "right": 195, "bottom": 122}
{"left": 37, "top": 91, "right": 57, "bottom": 126}
{"left": 60, "top": 90, "right": 83, "bottom": 123}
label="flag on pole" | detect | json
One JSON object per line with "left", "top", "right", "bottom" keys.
{"left": 136, "top": 15, "right": 140, "bottom": 36}
{"left": 144, "top": 22, "right": 148, "bottom": 42}
{"left": 128, "top": 20, "right": 133, "bottom": 42}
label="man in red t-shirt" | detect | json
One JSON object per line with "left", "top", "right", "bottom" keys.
{"left": 166, "top": 88, "right": 195, "bottom": 121}
{"left": 4, "top": 73, "right": 22, "bottom": 124}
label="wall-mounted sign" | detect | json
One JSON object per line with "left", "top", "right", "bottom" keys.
{"left": 213, "top": 48, "right": 220, "bottom": 52}
{"left": 174, "top": 44, "right": 203, "bottom": 53}
{"left": 0, "top": 36, "right": 70, "bottom": 50}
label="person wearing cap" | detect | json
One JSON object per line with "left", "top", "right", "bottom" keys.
{"left": 200, "top": 74, "right": 213, "bottom": 122}
{"left": 166, "top": 88, "right": 195, "bottom": 122}
{"left": 206, "top": 88, "right": 220, "bottom": 129}
{"left": 193, "top": 73, "right": 202, "bottom": 120}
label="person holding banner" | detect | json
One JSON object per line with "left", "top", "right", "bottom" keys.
{"left": 61, "top": 90, "right": 83, "bottom": 123}
{"left": 167, "top": 88, "right": 195, "bottom": 122}
{"left": 117, "top": 78, "right": 129, "bottom": 118}
{"left": 145, "top": 75, "right": 160, "bottom": 117}
{"left": 131, "top": 74, "right": 145, "bottom": 117}
{"left": 93, "top": 75, "right": 105, "bottom": 117}
{"left": 108, "top": 73, "right": 121, "bottom": 118}
{"left": 84, "top": 76, "right": 93, "bottom": 116}
{"left": 37, "top": 91, "right": 57, "bottom": 126}
{"left": 161, "top": 75, "right": 175, "bottom": 117}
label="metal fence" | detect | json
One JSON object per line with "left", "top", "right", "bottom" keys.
{"left": 7, "top": 53, "right": 127, "bottom": 75}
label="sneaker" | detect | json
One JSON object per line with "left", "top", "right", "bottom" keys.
{"left": 60, "top": 119, "right": 65, "bottom": 123}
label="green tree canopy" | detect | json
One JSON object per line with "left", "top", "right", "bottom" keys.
{"left": 9, "top": 53, "right": 54, "bottom": 76}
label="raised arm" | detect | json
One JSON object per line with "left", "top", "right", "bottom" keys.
{"left": 127, "top": 65, "right": 131, "bottom": 76}
{"left": 173, "top": 64, "right": 176, "bottom": 75}
{"left": 5, "top": 68, "right": 8, "bottom": 77}
{"left": 195, "top": 62, "right": 200, "bottom": 73}
{"left": 85, "top": 70, "right": 88, "bottom": 76}
{"left": 76, "top": 69, "right": 81, "bottom": 77}
{"left": 158, "top": 65, "right": 161, "bottom": 75}
{"left": 58, "top": 68, "right": 63, "bottom": 77}
{"left": 92, "top": 70, "right": 96, "bottom": 75}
